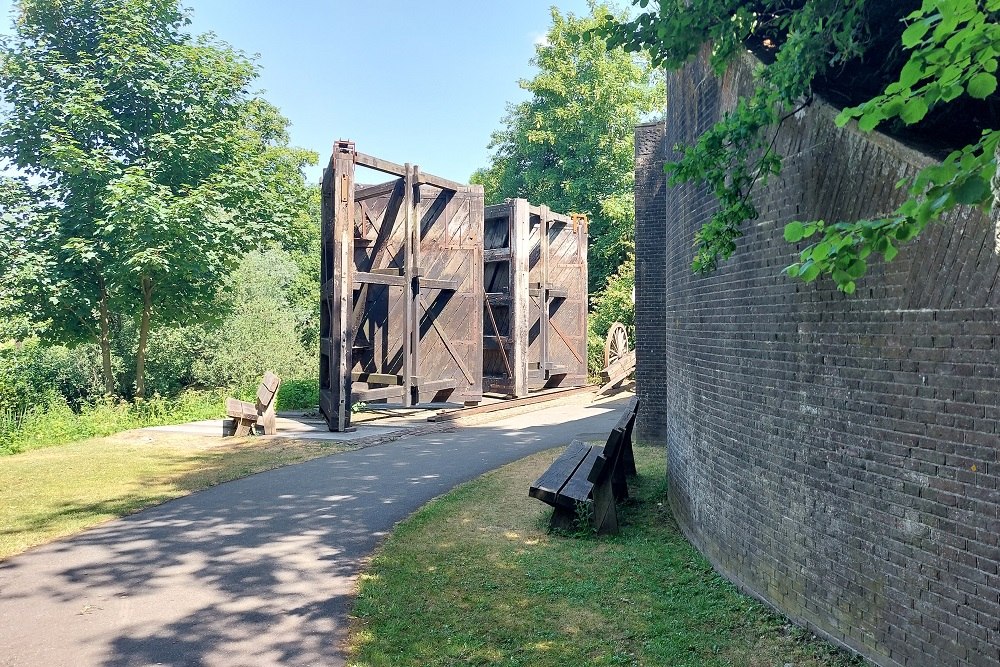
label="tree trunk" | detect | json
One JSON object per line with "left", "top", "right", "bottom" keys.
{"left": 135, "top": 276, "right": 153, "bottom": 400}
{"left": 97, "top": 276, "right": 115, "bottom": 396}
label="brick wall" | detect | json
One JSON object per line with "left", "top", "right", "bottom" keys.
{"left": 634, "top": 121, "right": 667, "bottom": 442}
{"left": 636, "top": 48, "right": 1000, "bottom": 667}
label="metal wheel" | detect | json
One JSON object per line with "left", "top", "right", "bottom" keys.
{"left": 603, "top": 322, "right": 629, "bottom": 368}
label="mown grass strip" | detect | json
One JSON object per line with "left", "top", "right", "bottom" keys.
{"left": 0, "top": 431, "right": 352, "bottom": 560}
{"left": 348, "top": 446, "right": 864, "bottom": 667}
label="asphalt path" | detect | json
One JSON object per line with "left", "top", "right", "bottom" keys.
{"left": 0, "top": 396, "right": 627, "bottom": 667}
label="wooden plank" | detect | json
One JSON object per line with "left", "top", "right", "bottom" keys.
{"left": 559, "top": 445, "right": 603, "bottom": 504}
{"left": 418, "top": 277, "right": 459, "bottom": 291}
{"left": 354, "top": 151, "right": 407, "bottom": 177}
{"left": 419, "top": 297, "right": 474, "bottom": 385}
{"left": 351, "top": 372, "right": 404, "bottom": 385}
{"left": 484, "top": 299, "right": 513, "bottom": 380}
{"left": 354, "top": 271, "right": 406, "bottom": 287}
{"left": 482, "top": 377, "right": 515, "bottom": 395}
{"left": 529, "top": 440, "right": 591, "bottom": 508}
{"left": 430, "top": 385, "right": 594, "bottom": 422}
{"left": 355, "top": 180, "right": 400, "bottom": 200}
{"left": 413, "top": 171, "right": 465, "bottom": 192}
{"left": 548, "top": 317, "right": 585, "bottom": 365}
{"left": 403, "top": 163, "right": 416, "bottom": 407}
{"left": 547, "top": 287, "right": 569, "bottom": 299}
{"left": 415, "top": 378, "right": 459, "bottom": 392}
{"left": 352, "top": 385, "right": 406, "bottom": 402}
{"left": 510, "top": 199, "right": 530, "bottom": 398}
{"left": 484, "top": 248, "right": 511, "bottom": 263}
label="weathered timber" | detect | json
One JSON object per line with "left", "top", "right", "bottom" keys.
{"left": 482, "top": 200, "right": 588, "bottom": 397}
{"left": 223, "top": 371, "right": 281, "bottom": 436}
{"left": 528, "top": 397, "right": 639, "bottom": 535}
{"left": 319, "top": 141, "right": 483, "bottom": 430}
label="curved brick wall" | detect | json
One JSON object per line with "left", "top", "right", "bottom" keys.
{"left": 635, "top": 50, "right": 1000, "bottom": 666}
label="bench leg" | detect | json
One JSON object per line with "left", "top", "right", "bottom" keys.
{"left": 592, "top": 478, "right": 619, "bottom": 535}
{"left": 548, "top": 506, "right": 578, "bottom": 533}
{"left": 260, "top": 404, "right": 277, "bottom": 435}
{"left": 234, "top": 417, "right": 254, "bottom": 437}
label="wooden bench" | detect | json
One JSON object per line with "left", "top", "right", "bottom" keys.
{"left": 529, "top": 397, "right": 639, "bottom": 534}
{"left": 223, "top": 371, "right": 281, "bottom": 436}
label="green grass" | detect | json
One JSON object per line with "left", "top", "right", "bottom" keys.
{"left": 1, "top": 378, "right": 320, "bottom": 456}
{"left": 0, "top": 430, "right": 353, "bottom": 560}
{"left": 347, "top": 446, "right": 865, "bottom": 667}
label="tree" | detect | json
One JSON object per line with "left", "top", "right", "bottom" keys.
{"left": 0, "top": 0, "right": 317, "bottom": 397}
{"left": 472, "top": 2, "right": 662, "bottom": 294}
{"left": 600, "top": 0, "right": 1000, "bottom": 293}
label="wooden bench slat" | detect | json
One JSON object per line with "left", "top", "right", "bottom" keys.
{"left": 559, "top": 445, "right": 603, "bottom": 504}
{"left": 529, "top": 440, "right": 591, "bottom": 508}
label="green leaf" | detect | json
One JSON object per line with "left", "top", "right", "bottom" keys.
{"left": 801, "top": 263, "right": 822, "bottom": 282}
{"left": 884, "top": 243, "right": 899, "bottom": 262}
{"left": 967, "top": 72, "right": 998, "bottom": 99}
{"left": 842, "top": 281, "right": 857, "bottom": 295}
{"left": 846, "top": 258, "right": 867, "bottom": 279}
{"left": 900, "top": 97, "right": 929, "bottom": 124}
{"left": 901, "top": 20, "right": 931, "bottom": 47}
{"left": 953, "top": 175, "right": 990, "bottom": 204}
{"left": 899, "top": 60, "right": 923, "bottom": 88}
{"left": 784, "top": 221, "right": 805, "bottom": 242}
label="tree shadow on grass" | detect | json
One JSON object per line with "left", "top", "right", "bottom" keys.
{"left": 0, "top": 399, "right": 629, "bottom": 667}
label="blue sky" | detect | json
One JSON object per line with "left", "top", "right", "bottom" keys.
{"left": 0, "top": 0, "right": 597, "bottom": 184}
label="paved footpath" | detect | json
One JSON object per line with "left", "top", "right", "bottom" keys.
{"left": 0, "top": 396, "right": 627, "bottom": 667}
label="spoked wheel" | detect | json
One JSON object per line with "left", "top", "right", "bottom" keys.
{"left": 604, "top": 322, "right": 629, "bottom": 368}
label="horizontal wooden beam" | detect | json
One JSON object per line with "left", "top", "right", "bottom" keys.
{"left": 547, "top": 287, "right": 569, "bottom": 299}
{"left": 414, "top": 170, "right": 465, "bottom": 192}
{"left": 352, "top": 385, "right": 406, "bottom": 402}
{"left": 352, "top": 372, "right": 404, "bottom": 385}
{"left": 486, "top": 292, "right": 512, "bottom": 304}
{"left": 354, "top": 152, "right": 407, "bottom": 177}
{"left": 600, "top": 350, "right": 636, "bottom": 384}
{"left": 416, "top": 378, "right": 459, "bottom": 392}
{"left": 355, "top": 180, "right": 400, "bottom": 200}
{"left": 418, "top": 277, "right": 459, "bottom": 291}
{"left": 484, "top": 248, "right": 511, "bottom": 263}
{"left": 371, "top": 267, "right": 404, "bottom": 276}
{"left": 354, "top": 271, "right": 406, "bottom": 287}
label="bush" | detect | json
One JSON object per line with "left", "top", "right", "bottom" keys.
{"left": 0, "top": 340, "right": 104, "bottom": 415}
{"left": 1, "top": 388, "right": 227, "bottom": 455}
{"left": 589, "top": 255, "right": 635, "bottom": 341}
{"left": 275, "top": 378, "right": 319, "bottom": 411}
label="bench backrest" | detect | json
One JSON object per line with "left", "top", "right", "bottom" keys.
{"left": 255, "top": 371, "right": 281, "bottom": 413}
{"left": 589, "top": 397, "right": 639, "bottom": 485}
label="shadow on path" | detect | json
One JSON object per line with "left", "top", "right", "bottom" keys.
{"left": 0, "top": 398, "right": 627, "bottom": 667}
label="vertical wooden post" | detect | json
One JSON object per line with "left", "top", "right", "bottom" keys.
{"left": 402, "top": 163, "right": 415, "bottom": 407}
{"left": 332, "top": 142, "right": 355, "bottom": 430}
{"left": 539, "top": 204, "right": 551, "bottom": 379}
{"left": 510, "top": 199, "right": 530, "bottom": 397}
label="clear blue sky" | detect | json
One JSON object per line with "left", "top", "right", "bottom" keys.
{"left": 0, "top": 0, "right": 596, "bottom": 184}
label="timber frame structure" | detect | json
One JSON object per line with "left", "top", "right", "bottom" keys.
{"left": 482, "top": 200, "right": 589, "bottom": 397}
{"left": 320, "top": 140, "right": 484, "bottom": 432}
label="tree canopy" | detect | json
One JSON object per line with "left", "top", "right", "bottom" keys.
{"left": 600, "top": 0, "right": 1000, "bottom": 293}
{"left": 0, "top": 0, "right": 316, "bottom": 397}
{"left": 473, "top": 2, "right": 663, "bottom": 294}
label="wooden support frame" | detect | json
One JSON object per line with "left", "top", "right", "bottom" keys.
{"left": 482, "top": 200, "right": 588, "bottom": 398}
{"left": 320, "top": 141, "right": 484, "bottom": 431}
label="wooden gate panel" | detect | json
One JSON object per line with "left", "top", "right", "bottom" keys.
{"left": 320, "top": 142, "right": 483, "bottom": 431}
{"left": 482, "top": 200, "right": 588, "bottom": 397}
{"left": 414, "top": 185, "right": 483, "bottom": 404}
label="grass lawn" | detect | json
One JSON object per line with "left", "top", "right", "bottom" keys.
{"left": 0, "top": 430, "right": 353, "bottom": 560}
{"left": 347, "top": 445, "right": 865, "bottom": 667}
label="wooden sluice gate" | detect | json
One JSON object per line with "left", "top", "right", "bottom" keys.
{"left": 319, "top": 141, "right": 588, "bottom": 432}
{"left": 482, "top": 200, "right": 588, "bottom": 397}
